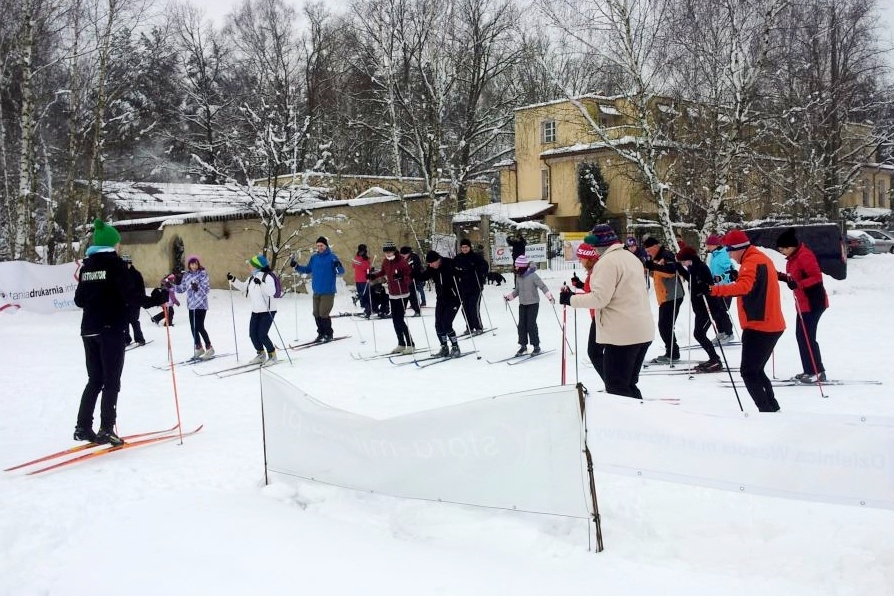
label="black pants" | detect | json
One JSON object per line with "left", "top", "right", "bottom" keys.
{"left": 405, "top": 281, "right": 421, "bottom": 314}
{"left": 588, "top": 318, "right": 607, "bottom": 383}
{"left": 188, "top": 308, "right": 212, "bottom": 349}
{"left": 124, "top": 306, "right": 145, "bottom": 344}
{"left": 434, "top": 299, "right": 460, "bottom": 345}
{"left": 715, "top": 296, "right": 734, "bottom": 335}
{"left": 692, "top": 298, "right": 719, "bottom": 361}
{"left": 356, "top": 282, "right": 371, "bottom": 316}
{"left": 657, "top": 299, "right": 683, "bottom": 359}
{"left": 249, "top": 311, "right": 276, "bottom": 353}
{"left": 151, "top": 305, "right": 174, "bottom": 324}
{"left": 390, "top": 298, "right": 413, "bottom": 346}
{"left": 795, "top": 308, "right": 825, "bottom": 375}
{"left": 517, "top": 303, "right": 540, "bottom": 347}
{"left": 603, "top": 342, "right": 651, "bottom": 400}
{"left": 739, "top": 329, "right": 783, "bottom": 412}
{"left": 460, "top": 289, "right": 482, "bottom": 331}
{"left": 77, "top": 328, "right": 127, "bottom": 430}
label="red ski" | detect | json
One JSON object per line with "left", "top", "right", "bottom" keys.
{"left": 24, "top": 425, "right": 203, "bottom": 475}
{"left": 4, "top": 424, "right": 181, "bottom": 472}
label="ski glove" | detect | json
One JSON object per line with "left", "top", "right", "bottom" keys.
{"left": 558, "top": 287, "right": 572, "bottom": 306}
{"left": 252, "top": 277, "right": 262, "bottom": 285}
{"left": 190, "top": 282, "right": 198, "bottom": 292}
{"left": 570, "top": 273, "right": 584, "bottom": 289}
{"left": 777, "top": 272, "right": 797, "bottom": 290}
{"left": 728, "top": 269, "right": 738, "bottom": 282}
{"left": 226, "top": 272, "right": 235, "bottom": 282}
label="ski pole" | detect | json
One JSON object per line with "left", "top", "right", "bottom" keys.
{"left": 549, "top": 301, "right": 575, "bottom": 355}
{"left": 794, "top": 298, "right": 827, "bottom": 398}
{"left": 162, "top": 304, "right": 185, "bottom": 443}
{"left": 453, "top": 276, "right": 481, "bottom": 359}
{"left": 561, "top": 301, "right": 567, "bottom": 385}
{"left": 702, "top": 294, "right": 743, "bottom": 412}
{"left": 228, "top": 279, "right": 239, "bottom": 361}
{"left": 268, "top": 303, "right": 293, "bottom": 365}
{"left": 574, "top": 306, "right": 579, "bottom": 384}
{"left": 476, "top": 274, "right": 495, "bottom": 334}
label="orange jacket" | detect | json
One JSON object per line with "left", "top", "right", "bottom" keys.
{"left": 710, "top": 246, "right": 785, "bottom": 333}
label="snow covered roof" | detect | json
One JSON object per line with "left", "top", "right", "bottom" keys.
{"left": 540, "top": 137, "right": 678, "bottom": 158}
{"left": 103, "top": 181, "right": 330, "bottom": 214}
{"left": 452, "top": 200, "right": 555, "bottom": 224}
{"left": 514, "top": 94, "right": 625, "bottom": 112}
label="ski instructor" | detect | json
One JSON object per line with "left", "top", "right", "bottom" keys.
{"left": 73, "top": 218, "right": 131, "bottom": 447}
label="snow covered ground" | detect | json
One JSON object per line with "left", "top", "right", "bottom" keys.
{"left": 1, "top": 249, "right": 892, "bottom": 595}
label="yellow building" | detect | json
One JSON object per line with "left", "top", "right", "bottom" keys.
{"left": 497, "top": 95, "right": 892, "bottom": 232}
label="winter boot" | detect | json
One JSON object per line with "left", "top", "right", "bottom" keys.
{"left": 73, "top": 426, "right": 97, "bottom": 442}
{"left": 697, "top": 359, "right": 722, "bottom": 373}
{"left": 248, "top": 351, "right": 267, "bottom": 365}
{"left": 450, "top": 343, "right": 461, "bottom": 358}
{"left": 200, "top": 347, "right": 215, "bottom": 360}
{"left": 193, "top": 348, "right": 205, "bottom": 360}
{"left": 436, "top": 344, "right": 450, "bottom": 358}
{"left": 402, "top": 345, "right": 416, "bottom": 355}
{"left": 262, "top": 351, "right": 278, "bottom": 367}
{"left": 390, "top": 346, "right": 405, "bottom": 355}
{"left": 515, "top": 345, "right": 527, "bottom": 357}
{"left": 799, "top": 371, "right": 826, "bottom": 384}
{"left": 531, "top": 346, "right": 542, "bottom": 355}
{"left": 96, "top": 427, "right": 124, "bottom": 447}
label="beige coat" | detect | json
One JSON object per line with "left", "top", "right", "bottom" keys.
{"left": 569, "top": 243, "right": 655, "bottom": 346}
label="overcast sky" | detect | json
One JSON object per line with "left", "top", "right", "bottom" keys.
{"left": 184, "top": 0, "right": 894, "bottom": 64}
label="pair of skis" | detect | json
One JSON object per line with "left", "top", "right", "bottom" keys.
{"left": 152, "top": 352, "right": 234, "bottom": 371}
{"left": 720, "top": 378, "right": 881, "bottom": 387}
{"left": 288, "top": 336, "right": 349, "bottom": 351}
{"left": 5, "top": 424, "right": 203, "bottom": 475}
{"left": 351, "top": 348, "right": 426, "bottom": 361}
{"left": 486, "top": 349, "right": 555, "bottom": 365}
{"left": 125, "top": 339, "right": 155, "bottom": 351}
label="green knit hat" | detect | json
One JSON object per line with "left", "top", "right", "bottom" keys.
{"left": 92, "top": 218, "right": 120, "bottom": 247}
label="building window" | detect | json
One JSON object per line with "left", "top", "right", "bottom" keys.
{"left": 862, "top": 182, "right": 871, "bottom": 207}
{"left": 877, "top": 180, "right": 886, "bottom": 207}
{"left": 541, "top": 169, "right": 550, "bottom": 201}
{"left": 541, "top": 120, "right": 556, "bottom": 144}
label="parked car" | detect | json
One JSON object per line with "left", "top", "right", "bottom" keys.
{"left": 845, "top": 230, "right": 873, "bottom": 257}
{"left": 854, "top": 229, "right": 894, "bottom": 253}
{"left": 744, "top": 223, "right": 847, "bottom": 280}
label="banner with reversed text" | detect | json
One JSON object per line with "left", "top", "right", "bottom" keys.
{"left": 586, "top": 394, "right": 894, "bottom": 510}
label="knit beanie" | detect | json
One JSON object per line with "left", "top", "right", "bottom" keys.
{"left": 514, "top": 254, "right": 530, "bottom": 268}
{"left": 642, "top": 237, "right": 660, "bottom": 249}
{"left": 705, "top": 234, "right": 723, "bottom": 246}
{"left": 625, "top": 236, "right": 638, "bottom": 247}
{"left": 249, "top": 254, "right": 269, "bottom": 269}
{"left": 425, "top": 250, "right": 441, "bottom": 263}
{"left": 459, "top": 238, "right": 472, "bottom": 248}
{"left": 382, "top": 241, "right": 397, "bottom": 253}
{"left": 589, "top": 224, "right": 619, "bottom": 247}
{"left": 186, "top": 254, "right": 201, "bottom": 267}
{"left": 676, "top": 246, "right": 698, "bottom": 262}
{"left": 775, "top": 227, "right": 798, "bottom": 249}
{"left": 723, "top": 229, "right": 751, "bottom": 250}
{"left": 399, "top": 246, "right": 412, "bottom": 255}
{"left": 92, "top": 218, "right": 121, "bottom": 248}
{"left": 316, "top": 236, "right": 329, "bottom": 246}
{"left": 576, "top": 243, "right": 598, "bottom": 260}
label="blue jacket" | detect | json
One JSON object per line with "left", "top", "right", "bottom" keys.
{"left": 294, "top": 247, "right": 344, "bottom": 294}
{"left": 707, "top": 246, "right": 734, "bottom": 285}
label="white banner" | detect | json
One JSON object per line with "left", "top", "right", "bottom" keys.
{"left": 492, "top": 243, "right": 547, "bottom": 266}
{"left": 0, "top": 261, "right": 80, "bottom": 314}
{"left": 586, "top": 394, "right": 894, "bottom": 510}
{"left": 262, "top": 373, "right": 590, "bottom": 518}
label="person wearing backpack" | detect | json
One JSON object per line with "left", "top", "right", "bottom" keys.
{"left": 172, "top": 254, "right": 214, "bottom": 360}
{"left": 227, "top": 254, "right": 279, "bottom": 365}
{"left": 290, "top": 236, "right": 345, "bottom": 342}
